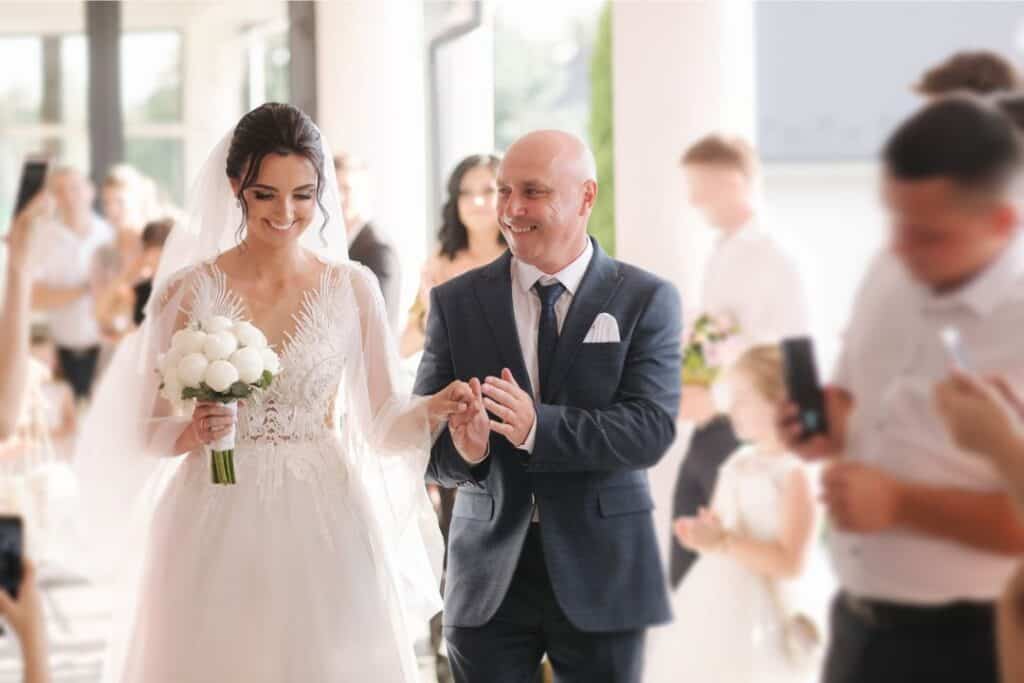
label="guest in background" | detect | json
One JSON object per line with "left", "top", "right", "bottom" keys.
{"left": 935, "top": 372, "right": 1024, "bottom": 512}
{"left": 1, "top": 193, "right": 53, "bottom": 439}
{"left": 400, "top": 153, "right": 506, "bottom": 359}
{"left": 916, "top": 50, "right": 1019, "bottom": 98}
{"left": 779, "top": 95, "right": 1024, "bottom": 683}
{"left": 93, "top": 164, "right": 157, "bottom": 343}
{"left": 405, "top": 153, "right": 507, "bottom": 682}
{"left": 0, "top": 559, "right": 51, "bottom": 683}
{"left": 131, "top": 217, "right": 173, "bottom": 326}
{"left": 334, "top": 154, "right": 401, "bottom": 329}
{"left": 668, "top": 412, "right": 739, "bottom": 587}
{"left": 934, "top": 369, "right": 1024, "bottom": 683}
{"left": 670, "top": 134, "right": 810, "bottom": 584}
{"left": 26, "top": 330, "right": 77, "bottom": 455}
{"left": 30, "top": 167, "right": 112, "bottom": 401}
{"left": 95, "top": 213, "right": 172, "bottom": 335}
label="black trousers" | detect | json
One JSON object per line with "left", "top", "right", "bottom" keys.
{"left": 445, "top": 525, "right": 645, "bottom": 683}
{"left": 823, "top": 592, "right": 998, "bottom": 683}
{"left": 57, "top": 345, "right": 100, "bottom": 399}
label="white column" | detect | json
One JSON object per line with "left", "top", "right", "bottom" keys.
{"left": 612, "top": 0, "right": 755, "bottom": 304}
{"left": 316, "top": 0, "right": 429, "bottom": 315}
{"left": 611, "top": 0, "right": 755, "bottom": 572}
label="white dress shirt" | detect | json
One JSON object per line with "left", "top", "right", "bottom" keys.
{"left": 830, "top": 234, "right": 1024, "bottom": 604}
{"left": 701, "top": 223, "right": 810, "bottom": 351}
{"left": 31, "top": 215, "right": 113, "bottom": 349}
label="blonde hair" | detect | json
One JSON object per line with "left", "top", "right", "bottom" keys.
{"left": 731, "top": 345, "right": 786, "bottom": 404}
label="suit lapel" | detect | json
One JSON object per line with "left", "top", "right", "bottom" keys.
{"left": 543, "top": 240, "right": 623, "bottom": 402}
{"left": 473, "top": 252, "right": 535, "bottom": 397}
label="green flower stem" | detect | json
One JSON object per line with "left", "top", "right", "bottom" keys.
{"left": 212, "top": 449, "right": 236, "bottom": 485}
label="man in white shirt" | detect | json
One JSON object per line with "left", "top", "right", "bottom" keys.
{"left": 31, "top": 167, "right": 113, "bottom": 399}
{"left": 780, "top": 95, "right": 1024, "bottom": 683}
{"left": 671, "top": 134, "right": 811, "bottom": 582}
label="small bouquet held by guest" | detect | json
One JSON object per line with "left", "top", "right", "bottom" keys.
{"left": 157, "top": 315, "right": 280, "bottom": 485}
{"left": 681, "top": 313, "right": 740, "bottom": 387}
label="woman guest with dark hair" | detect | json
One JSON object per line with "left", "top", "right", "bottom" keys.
{"left": 400, "top": 154, "right": 506, "bottom": 359}
{"left": 400, "top": 153, "right": 506, "bottom": 683}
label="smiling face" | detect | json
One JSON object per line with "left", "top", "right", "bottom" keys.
{"left": 496, "top": 131, "right": 597, "bottom": 273}
{"left": 230, "top": 153, "right": 319, "bottom": 249}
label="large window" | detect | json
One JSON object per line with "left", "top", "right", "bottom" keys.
{"left": 493, "top": 0, "right": 614, "bottom": 253}
{"left": 0, "top": 34, "right": 89, "bottom": 219}
{"left": 244, "top": 21, "right": 290, "bottom": 111}
{"left": 122, "top": 30, "right": 185, "bottom": 205}
{"left": 0, "top": 29, "right": 186, "bottom": 217}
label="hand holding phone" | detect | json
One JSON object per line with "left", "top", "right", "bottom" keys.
{"left": 780, "top": 337, "right": 830, "bottom": 441}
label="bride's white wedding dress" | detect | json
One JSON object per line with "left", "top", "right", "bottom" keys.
{"left": 645, "top": 446, "right": 834, "bottom": 683}
{"left": 111, "top": 260, "right": 434, "bottom": 682}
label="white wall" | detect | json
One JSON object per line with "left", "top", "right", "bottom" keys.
{"left": 762, "top": 162, "right": 886, "bottom": 375}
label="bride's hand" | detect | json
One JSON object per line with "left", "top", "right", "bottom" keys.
{"left": 189, "top": 402, "right": 237, "bottom": 447}
{"left": 427, "top": 380, "right": 472, "bottom": 428}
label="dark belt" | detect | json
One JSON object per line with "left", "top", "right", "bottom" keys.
{"left": 840, "top": 591, "right": 994, "bottom": 629}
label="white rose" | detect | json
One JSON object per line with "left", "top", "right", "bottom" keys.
{"left": 204, "top": 316, "right": 235, "bottom": 334}
{"left": 229, "top": 347, "right": 264, "bottom": 384}
{"left": 176, "top": 353, "right": 209, "bottom": 389}
{"left": 160, "top": 373, "right": 183, "bottom": 402}
{"left": 204, "top": 360, "right": 239, "bottom": 393}
{"left": 203, "top": 331, "right": 239, "bottom": 361}
{"left": 171, "top": 329, "right": 207, "bottom": 355}
{"left": 260, "top": 347, "right": 281, "bottom": 375}
{"left": 233, "top": 321, "right": 268, "bottom": 349}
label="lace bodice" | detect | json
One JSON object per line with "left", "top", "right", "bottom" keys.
{"left": 182, "top": 262, "right": 348, "bottom": 446}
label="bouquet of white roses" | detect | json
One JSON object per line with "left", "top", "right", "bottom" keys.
{"left": 682, "top": 313, "right": 740, "bottom": 388}
{"left": 157, "top": 315, "right": 281, "bottom": 485}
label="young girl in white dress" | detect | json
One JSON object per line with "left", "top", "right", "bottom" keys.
{"left": 646, "top": 345, "right": 833, "bottom": 683}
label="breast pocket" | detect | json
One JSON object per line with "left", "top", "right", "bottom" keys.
{"left": 452, "top": 490, "right": 495, "bottom": 521}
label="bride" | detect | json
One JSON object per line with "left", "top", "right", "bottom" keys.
{"left": 75, "top": 103, "right": 472, "bottom": 682}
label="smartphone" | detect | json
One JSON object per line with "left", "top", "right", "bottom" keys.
{"left": 939, "top": 325, "right": 972, "bottom": 372}
{"left": 13, "top": 157, "right": 48, "bottom": 217}
{"left": 780, "top": 337, "right": 829, "bottom": 441}
{"left": 0, "top": 517, "right": 22, "bottom": 600}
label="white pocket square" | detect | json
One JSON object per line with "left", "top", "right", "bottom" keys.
{"left": 583, "top": 312, "right": 621, "bottom": 343}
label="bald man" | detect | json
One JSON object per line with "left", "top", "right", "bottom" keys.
{"left": 415, "top": 130, "right": 682, "bottom": 682}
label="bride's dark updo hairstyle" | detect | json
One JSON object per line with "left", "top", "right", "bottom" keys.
{"left": 225, "top": 102, "right": 330, "bottom": 241}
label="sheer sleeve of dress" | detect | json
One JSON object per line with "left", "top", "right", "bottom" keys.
{"left": 336, "top": 261, "right": 444, "bottom": 636}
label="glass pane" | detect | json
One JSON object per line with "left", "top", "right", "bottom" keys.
{"left": 61, "top": 35, "right": 89, "bottom": 128}
{"left": 0, "top": 37, "right": 42, "bottom": 125}
{"left": 125, "top": 137, "right": 184, "bottom": 207}
{"left": 121, "top": 31, "right": 183, "bottom": 124}
{"left": 494, "top": 1, "right": 604, "bottom": 149}
{"left": 264, "top": 30, "right": 290, "bottom": 104}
